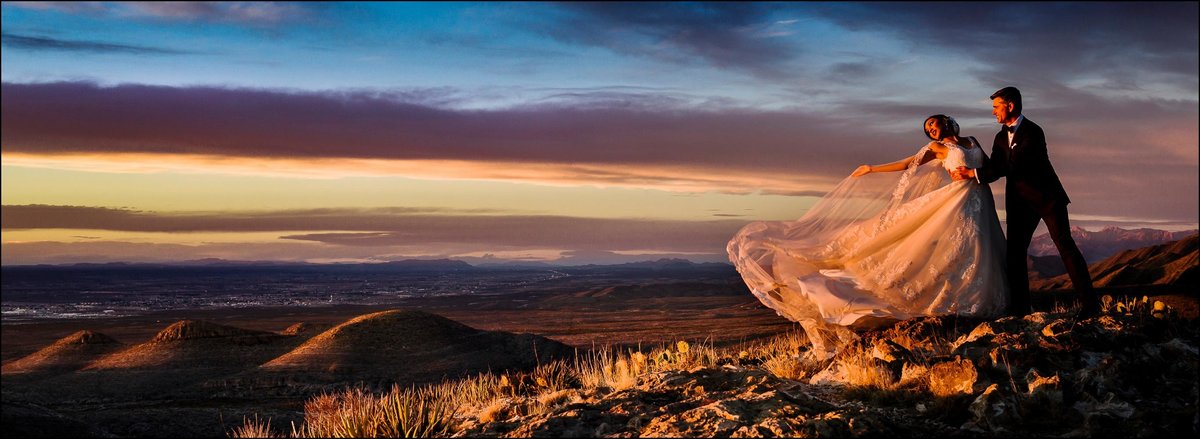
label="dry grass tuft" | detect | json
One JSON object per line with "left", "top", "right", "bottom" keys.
{"left": 535, "top": 389, "right": 579, "bottom": 412}
{"left": 476, "top": 398, "right": 511, "bottom": 424}
{"left": 230, "top": 415, "right": 279, "bottom": 438}
{"left": 745, "top": 329, "right": 822, "bottom": 381}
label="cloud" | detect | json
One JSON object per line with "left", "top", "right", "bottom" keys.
{"left": 1, "top": 32, "right": 196, "bottom": 55}
{"left": 0, "top": 204, "right": 746, "bottom": 254}
{"left": 4, "top": 203, "right": 1191, "bottom": 266}
{"left": 0, "top": 240, "right": 347, "bottom": 265}
{"left": 1, "top": 205, "right": 513, "bottom": 232}
{"left": 0, "top": 239, "right": 736, "bottom": 266}
{"left": 817, "top": 3, "right": 1198, "bottom": 93}
{"left": 0, "top": 204, "right": 749, "bottom": 265}
{"left": 2, "top": 80, "right": 1196, "bottom": 224}
{"left": 0, "top": 81, "right": 890, "bottom": 182}
{"left": 7, "top": 1, "right": 317, "bottom": 26}
{"left": 535, "top": 3, "right": 802, "bottom": 79}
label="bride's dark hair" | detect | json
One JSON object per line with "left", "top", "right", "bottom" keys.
{"left": 923, "top": 114, "right": 959, "bottom": 140}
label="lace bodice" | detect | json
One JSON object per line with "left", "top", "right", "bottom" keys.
{"left": 939, "top": 140, "right": 983, "bottom": 171}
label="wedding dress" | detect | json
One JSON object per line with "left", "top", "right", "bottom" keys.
{"left": 728, "top": 138, "right": 1008, "bottom": 354}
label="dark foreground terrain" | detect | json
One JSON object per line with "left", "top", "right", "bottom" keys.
{"left": 2, "top": 263, "right": 799, "bottom": 437}
{"left": 2, "top": 254, "right": 1197, "bottom": 437}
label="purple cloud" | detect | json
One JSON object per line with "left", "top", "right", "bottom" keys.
{"left": 7, "top": 2, "right": 317, "bottom": 26}
{"left": 0, "top": 81, "right": 891, "bottom": 178}
{"left": 1, "top": 33, "right": 197, "bottom": 55}
{"left": 1, "top": 205, "right": 745, "bottom": 254}
{"left": 1, "top": 81, "right": 1195, "bottom": 225}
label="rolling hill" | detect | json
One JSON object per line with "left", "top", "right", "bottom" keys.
{"left": 1, "top": 331, "right": 124, "bottom": 376}
{"left": 259, "top": 309, "right": 574, "bottom": 385}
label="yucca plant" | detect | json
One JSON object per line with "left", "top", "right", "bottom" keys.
{"left": 376, "top": 385, "right": 453, "bottom": 438}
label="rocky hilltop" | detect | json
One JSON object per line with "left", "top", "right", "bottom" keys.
{"left": 451, "top": 311, "right": 1198, "bottom": 438}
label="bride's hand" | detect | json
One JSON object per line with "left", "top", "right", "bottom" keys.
{"left": 851, "top": 165, "right": 872, "bottom": 177}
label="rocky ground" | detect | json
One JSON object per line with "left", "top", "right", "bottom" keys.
{"left": 3, "top": 286, "right": 1196, "bottom": 437}
{"left": 453, "top": 309, "right": 1199, "bottom": 438}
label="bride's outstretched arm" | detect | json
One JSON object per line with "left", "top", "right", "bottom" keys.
{"left": 852, "top": 149, "right": 932, "bottom": 177}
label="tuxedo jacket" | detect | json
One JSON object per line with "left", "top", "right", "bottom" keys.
{"left": 975, "top": 117, "right": 1071, "bottom": 215}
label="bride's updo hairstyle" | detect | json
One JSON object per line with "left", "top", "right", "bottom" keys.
{"left": 923, "top": 114, "right": 960, "bottom": 140}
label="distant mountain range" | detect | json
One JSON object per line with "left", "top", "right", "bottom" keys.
{"left": 569, "top": 258, "right": 732, "bottom": 271}
{"left": 1032, "top": 233, "right": 1198, "bottom": 290}
{"left": 1030, "top": 226, "right": 1197, "bottom": 263}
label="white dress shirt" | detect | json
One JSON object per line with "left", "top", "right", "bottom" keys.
{"left": 975, "top": 114, "right": 1024, "bottom": 183}
{"left": 1006, "top": 114, "right": 1024, "bottom": 147}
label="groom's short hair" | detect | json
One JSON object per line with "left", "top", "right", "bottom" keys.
{"left": 990, "top": 87, "right": 1022, "bottom": 115}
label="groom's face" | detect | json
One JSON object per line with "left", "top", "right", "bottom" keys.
{"left": 992, "top": 98, "right": 1015, "bottom": 124}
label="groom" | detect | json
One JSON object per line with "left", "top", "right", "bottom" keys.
{"left": 952, "top": 86, "right": 1098, "bottom": 317}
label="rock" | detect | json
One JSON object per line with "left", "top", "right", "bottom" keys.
{"left": 1160, "top": 338, "right": 1199, "bottom": 357}
{"left": 1022, "top": 369, "right": 1065, "bottom": 418}
{"left": 1073, "top": 352, "right": 1122, "bottom": 396}
{"left": 1074, "top": 392, "right": 1136, "bottom": 437}
{"left": 1025, "top": 369, "right": 1061, "bottom": 396}
{"left": 871, "top": 339, "right": 911, "bottom": 363}
{"left": 952, "top": 322, "right": 996, "bottom": 349}
{"left": 798, "top": 413, "right": 851, "bottom": 437}
{"left": 927, "top": 357, "right": 978, "bottom": 397}
{"left": 966, "top": 384, "right": 1021, "bottom": 432}
{"left": 898, "top": 363, "right": 929, "bottom": 388}
{"left": 1022, "top": 312, "right": 1051, "bottom": 327}
{"left": 951, "top": 335, "right": 996, "bottom": 369}
{"left": 1040, "top": 319, "right": 1074, "bottom": 338}
{"left": 774, "top": 383, "right": 836, "bottom": 413}
{"left": 732, "top": 417, "right": 797, "bottom": 438}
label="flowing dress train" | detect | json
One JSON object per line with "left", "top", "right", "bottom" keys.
{"left": 727, "top": 139, "right": 1008, "bottom": 355}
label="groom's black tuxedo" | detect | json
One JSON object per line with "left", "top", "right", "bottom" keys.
{"left": 975, "top": 117, "right": 1095, "bottom": 316}
{"left": 976, "top": 118, "right": 1070, "bottom": 214}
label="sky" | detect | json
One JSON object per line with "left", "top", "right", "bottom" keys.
{"left": 1, "top": 1, "right": 1197, "bottom": 265}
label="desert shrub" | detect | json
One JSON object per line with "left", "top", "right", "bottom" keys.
{"left": 576, "top": 346, "right": 638, "bottom": 391}
{"left": 288, "top": 385, "right": 452, "bottom": 438}
{"left": 229, "top": 415, "right": 279, "bottom": 438}
{"left": 256, "top": 338, "right": 720, "bottom": 437}
{"left": 376, "top": 386, "right": 453, "bottom": 437}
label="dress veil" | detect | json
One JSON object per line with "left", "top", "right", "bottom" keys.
{"left": 727, "top": 145, "right": 952, "bottom": 357}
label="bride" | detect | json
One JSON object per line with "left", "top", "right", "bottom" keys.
{"left": 727, "top": 115, "right": 1008, "bottom": 354}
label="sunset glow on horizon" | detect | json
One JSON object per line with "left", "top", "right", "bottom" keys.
{"left": 2, "top": 2, "right": 1197, "bottom": 265}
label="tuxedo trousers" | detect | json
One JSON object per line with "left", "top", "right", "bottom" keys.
{"left": 1005, "top": 201, "right": 1095, "bottom": 315}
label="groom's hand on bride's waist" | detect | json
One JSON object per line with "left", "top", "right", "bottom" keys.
{"left": 949, "top": 166, "right": 975, "bottom": 181}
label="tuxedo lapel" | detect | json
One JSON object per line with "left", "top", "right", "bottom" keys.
{"left": 997, "top": 128, "right": 1015, "bottom": 163}
{"left": 1007, "top": 123, "right": 1026, "bottom": 162}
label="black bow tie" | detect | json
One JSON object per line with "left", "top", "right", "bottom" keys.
{"left": 1003, "top": 125, "right": 1015, "bottom": 133}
